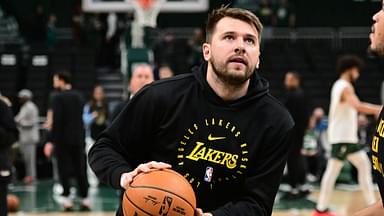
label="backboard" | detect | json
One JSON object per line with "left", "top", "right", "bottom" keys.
{"left": 82, "top": 0, "right": 209, "bottom": 13}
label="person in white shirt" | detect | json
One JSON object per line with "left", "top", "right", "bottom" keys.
{"left": 313, "top": 55, "right": 382, "bottom": 216}
{"left": 15, "top": 89, "right": 40, "bottom": 185}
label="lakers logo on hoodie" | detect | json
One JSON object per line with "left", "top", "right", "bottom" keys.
{"left": 176, "top": 117, "right": 249, "bottom": 189}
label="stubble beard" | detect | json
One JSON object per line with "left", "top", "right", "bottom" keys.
{"left": 369, "top": 41, "right": 384, "bottom": 57}
{"left": 369, "top": 33, "right": 384, "bottom": 56}
{"left": 210, "top": 56, "right": 255, "bottom": 87}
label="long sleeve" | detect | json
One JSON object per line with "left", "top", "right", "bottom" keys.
{"left": 211, "top": 120, "right": 294, "bottom": 216}
{"left": 83, "top": 104, "right": 94, "bottom": 126}
{"left": 15, "top": 102, "right": 39, "bottom": 129}
{"left": 0, "top": 100, "right": 18, "bottom": 149}
{"left": 88, "top": 86, "right": 161, "bottom": 189}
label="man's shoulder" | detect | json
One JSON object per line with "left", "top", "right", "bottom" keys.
{"left": 153, "top": 73, "right": 195, "bottom": 87}
{"left": 60, "top": 89, "right": 83, "bottom": 98}
{"left": 0, "top": 98, "right": 8, "bottom": 110}
{"left": 262, "top": 94, "right": 295, "bottom": 126}
{"left": 53, "top": 89, "right": 83, "bottom": 103}
{"left": 149, "top": 73, "right": 197, "bottom": 93}
{"left": 334, "top": 79, "right": 352, "bottom": 89}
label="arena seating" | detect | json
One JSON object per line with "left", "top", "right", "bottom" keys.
{"left": 2, "top": 27, "right": 384, "bottom": 115}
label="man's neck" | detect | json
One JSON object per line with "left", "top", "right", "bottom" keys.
{"left": 340, "top": 74, "right": 351, "bottom": 83}
{"left": 206, "top": 67, "right": 250, "bottom": 101}
{"left": 59, "top": 84, "right": 72, "bottom": 91}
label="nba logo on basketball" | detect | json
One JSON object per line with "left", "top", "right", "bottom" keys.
{"left": 159, "top": 196, "right": 173, "bottom": 215}
{"left": 204, "top": 166, "right": 213, "bottom": 182}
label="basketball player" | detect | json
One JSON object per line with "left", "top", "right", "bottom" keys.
{"left": 44, "top": 71, "right": 90, "bottom": 211}
{"left": 353, "top": 1, "right": 384, "bottom": 215}
{"left": 89, "top": 6, "right": 294, "bottom": 216}
{"left": 312, "top": 55, "right": 381, "bottom": 216}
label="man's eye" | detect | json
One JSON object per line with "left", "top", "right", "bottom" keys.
{"left": 224, "top": 35, "right": 234, "bottom": 40}
{"left": 245, "top": 38, "right": 255, "bottom": 45}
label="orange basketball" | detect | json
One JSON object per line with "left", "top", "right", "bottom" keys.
{"left": 123, "top": 169, "right": 196, "bottom": 216}
{"left": 7, "top": 194, "right": 20, "bottom": 212}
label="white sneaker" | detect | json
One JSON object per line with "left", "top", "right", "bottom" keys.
{"left": 80, "top": 197, "right": 91, "bottom": 211}
{"left": 62, "top": 196, "right": 74, "bottom": 211}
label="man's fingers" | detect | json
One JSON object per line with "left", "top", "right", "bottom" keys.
{"left": 195, "top": 208, "right": 203, "bottom": 216}
{"left": 136, "top": 163, "right": 151, "bottom": 173}
{"left": 121, "top": 161, "right": 173, "bottom": 189}
{"left": 137, "top": 161, "right": 172, "bottom": 173}
{"left": 120, "top": 173, "right": 133, "bottom": 189}
{"left": 150, "top": 161, "right": 172, "bottom": 169}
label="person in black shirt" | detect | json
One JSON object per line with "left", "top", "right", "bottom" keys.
{"left": 282, "top": 71, "right": 310, "bottom": 198}
{"left": 44, "top": 71, "right": 90, "bottom": 211}
{"left": 0, "top": 97, "right": 18, "bottom": 216}
{"left": 89, "top": 6, "right": 294, "bottom": 216}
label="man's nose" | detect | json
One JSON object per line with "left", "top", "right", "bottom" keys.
{"left": 234, "top": 40, "right": 246, "bottom": 54}
{"left": 373, "top": 10, "right": 381, "bottom": 22}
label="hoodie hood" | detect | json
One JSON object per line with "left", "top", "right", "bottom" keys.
{"left": 193, "top": 62, "right": 269, "bottom": 107}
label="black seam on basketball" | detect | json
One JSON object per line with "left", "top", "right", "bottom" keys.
{"left": 162, "top": 170, "right": 191, "bottom": 186}
{"left": 124, "top": 191, "right": 154, "bottom": 216}
{"left": 134, "top": 170, "right": 191, "bottom": 186}
{"left": 127, "top": 185, "right": 195, "bottom": 211}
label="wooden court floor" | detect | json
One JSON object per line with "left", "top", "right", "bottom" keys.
{"left": 8, "top": 180, "right": 381, "bottom": 216}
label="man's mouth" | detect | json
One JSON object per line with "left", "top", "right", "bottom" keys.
{"left": 228, "top": 57, "right": 247, "bottom": 65}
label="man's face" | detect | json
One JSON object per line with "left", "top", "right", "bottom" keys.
{"left": 345, "top": 67, "right": 360, "bottom": 83}
{"left": 129, "top": 66, "right": 154, "bottom": 95}
{"left": 284, "top": 73, "right": 298, "bottom": 89}
{"left": 370, "top": 0, "right": 384, "bottom": 56}
{"left": 202, "top": 17, "right": 260, "bottom": 86}
{"left": 53, "top": 75, "right": 62, "bottom": 89}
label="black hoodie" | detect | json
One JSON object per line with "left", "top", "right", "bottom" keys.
{"left": 89, "top": 63, "right": 294, "bottom": 215}
{"left": 0, "top": 99, "right": 18, "bottom": 182}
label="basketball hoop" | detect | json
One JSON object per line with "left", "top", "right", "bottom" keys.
{"left": 130, "top": 0, "right": 165, "bottom": 48}
{"left": 137, "top": 0, "right": 154, "bottom": 10}
{"left": 131, "top": 0, "right": 164, "bottom": 27}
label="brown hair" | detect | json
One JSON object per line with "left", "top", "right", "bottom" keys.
{"left": 205, "top": 6, "right": 263, "bottom": 42}
{"left": 336, "top": 55, "right": 364, "bottom": 75}
{"left": 54, "top": 70, "right": 72, "bottom": 84}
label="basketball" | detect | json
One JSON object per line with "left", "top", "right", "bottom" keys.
{"left": 122, "top": 169, "right": 196, "bottom": 216}
{"left": 7, "top": 194, "right": 20, "bottom": 212}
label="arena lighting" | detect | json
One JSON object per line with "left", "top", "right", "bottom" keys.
{"left": 32, "top": 55, "right": 48, "bottom": 67}
{"left": 1, "top": 54, "right": 16, "bottom": 66}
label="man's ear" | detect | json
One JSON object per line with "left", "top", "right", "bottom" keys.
{"left": 202, "top": 43, "right": 211, "bottom": 61}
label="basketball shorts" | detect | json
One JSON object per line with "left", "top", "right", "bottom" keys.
{"left": 330, "top": 143, "right": 365, "bottom": 160}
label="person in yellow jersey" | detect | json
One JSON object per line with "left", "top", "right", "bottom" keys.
{"left": 354, "top": 1, "right": 384, "bottom": 215}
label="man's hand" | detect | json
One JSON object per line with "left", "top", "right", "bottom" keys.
{"left": 92, "top": 111, "right": 99, "bottom": 118}
{"left": 120, "top": 161, "right": 172, "bottom": 189}
{"left": 44, "top": 142, "right": 54, "bottom": 158}
{"left": 195, "top": 208, "right": 213, "bottom": 216}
